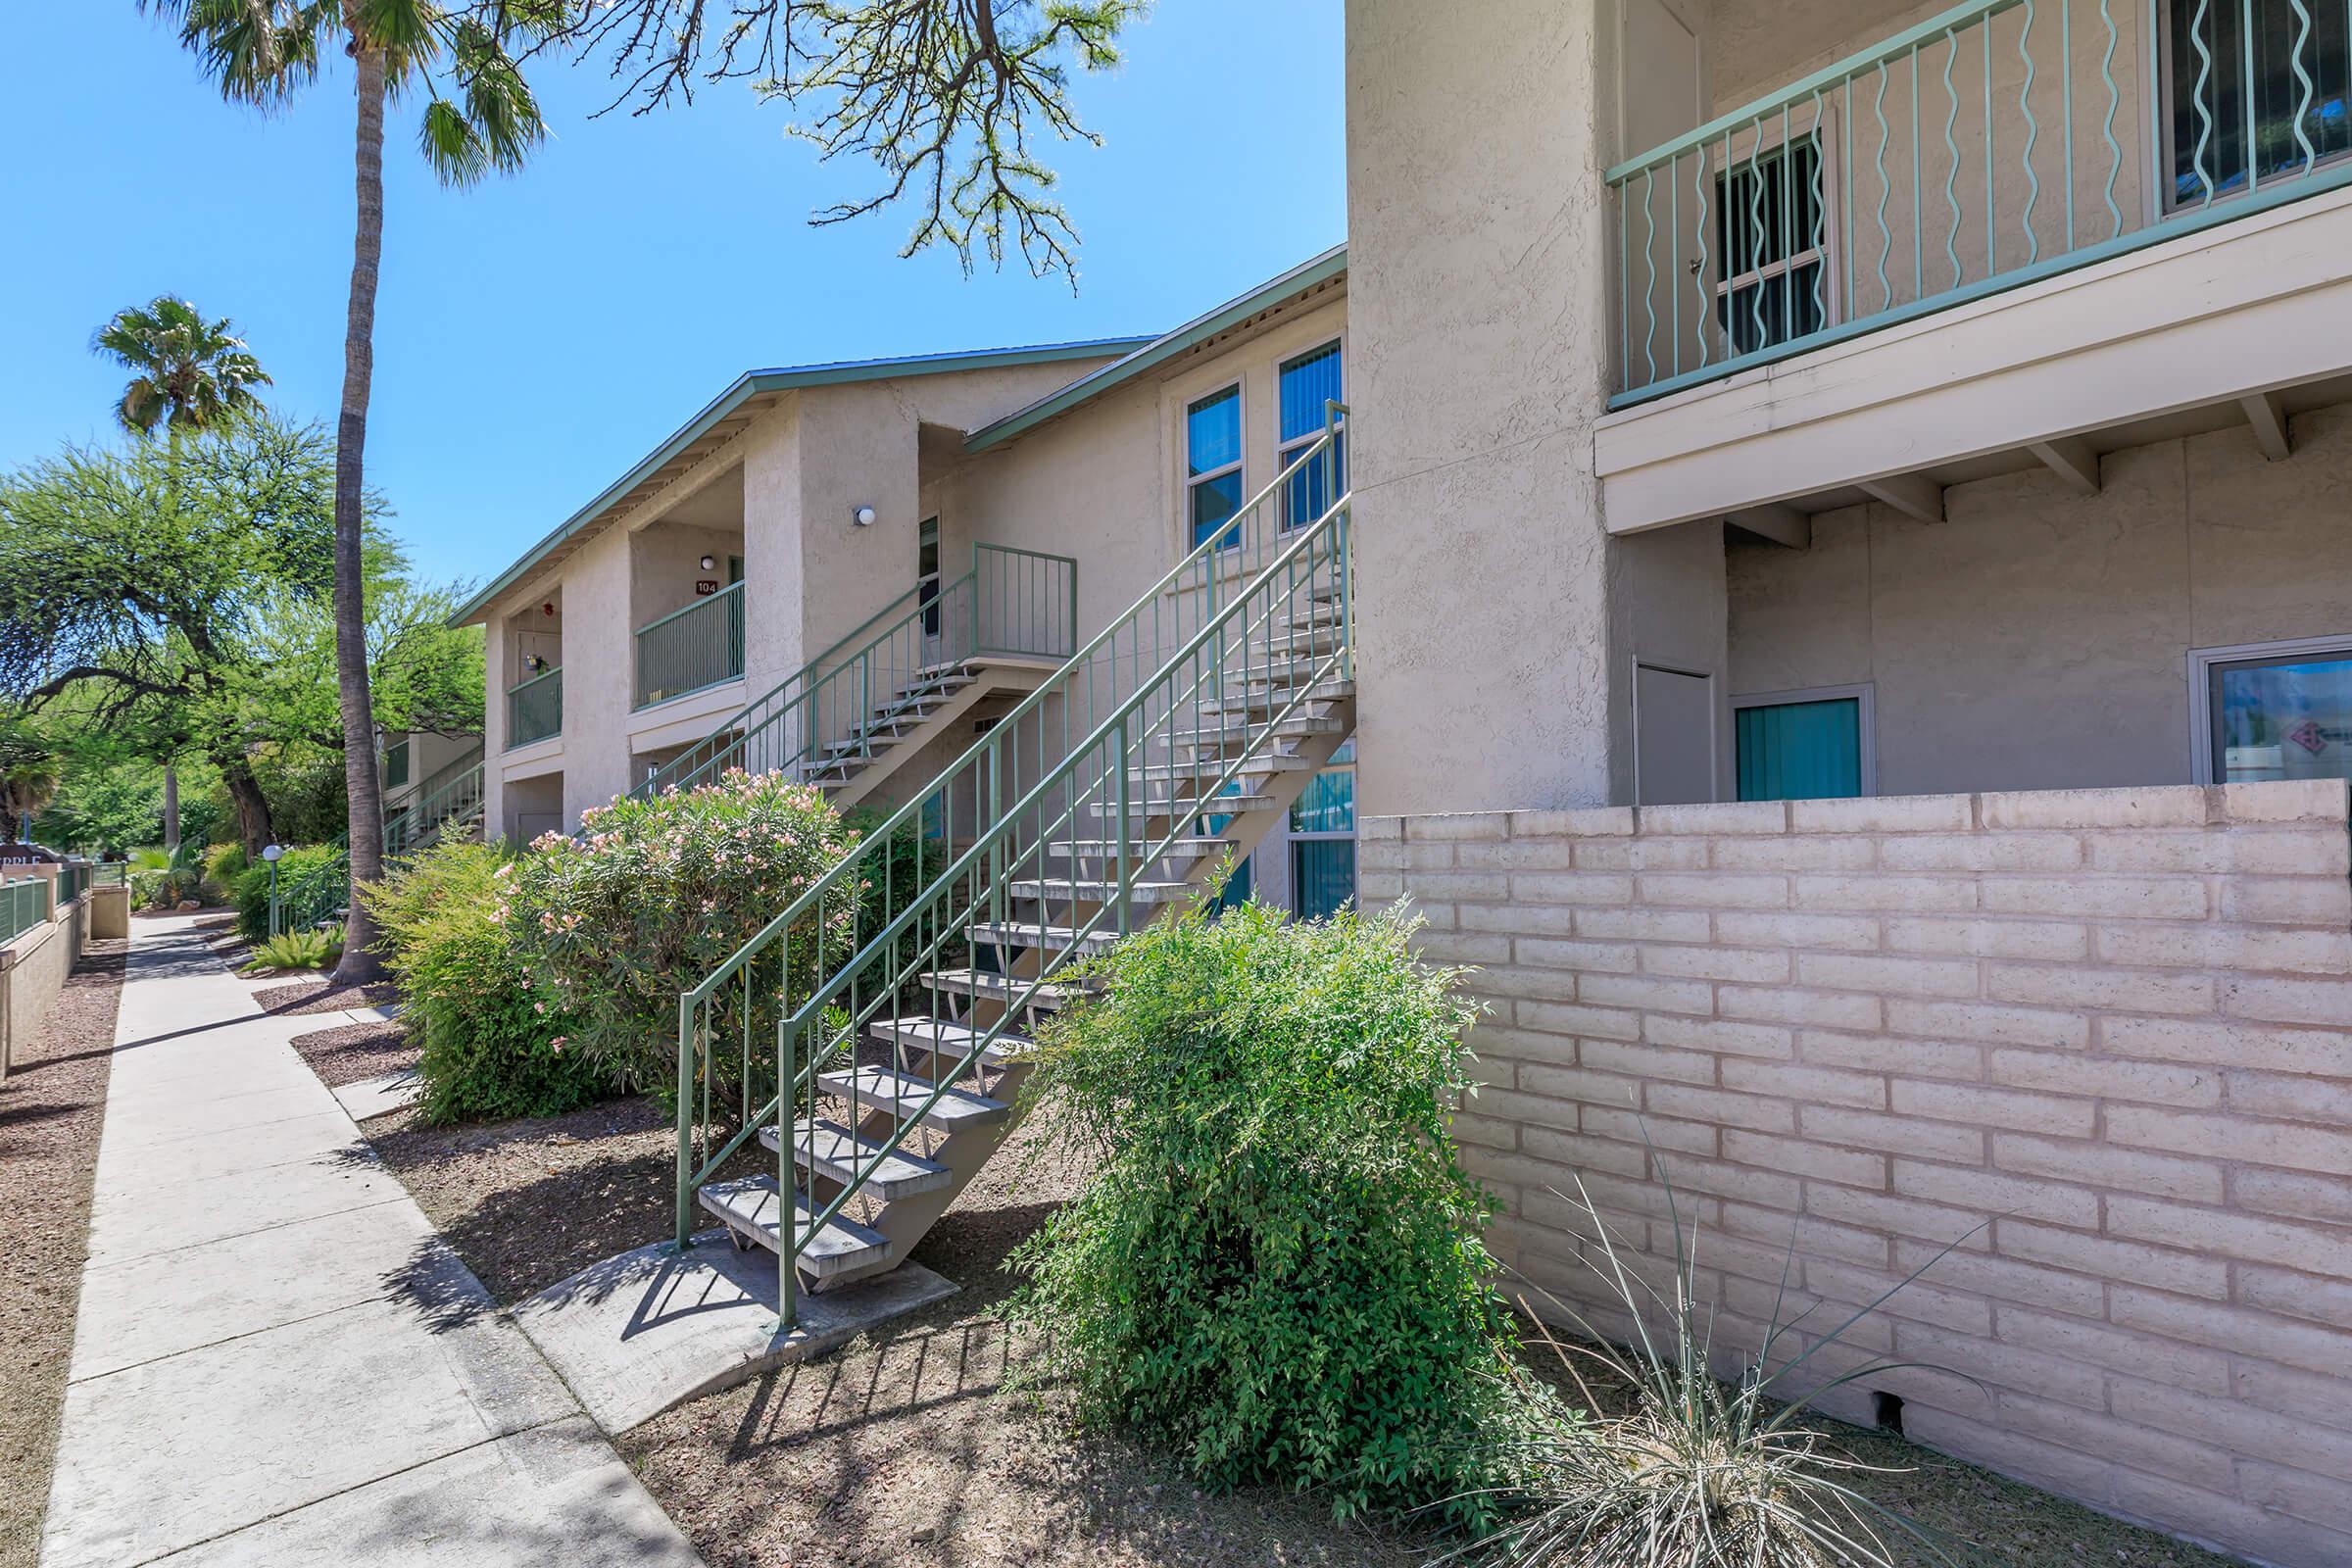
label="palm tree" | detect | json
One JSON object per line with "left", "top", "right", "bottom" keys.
{"left": 92, "top": 296, "right": 270, "bottom": 438}
{"left": 94, "top": 294, "right": 272, "bottom": 853}
{"left": 141, "top": 0, "right": 559, "bottom": 983}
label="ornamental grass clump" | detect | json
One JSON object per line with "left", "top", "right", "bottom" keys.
{"left": 505, "top": 769, "right": 859, "bottom": 1104}
{"left": 1446, "top": 1173, "right": 1976, "bottom": 1568}
{"left": 1007, "top": 898, "right": 1557, "bottom": 1530}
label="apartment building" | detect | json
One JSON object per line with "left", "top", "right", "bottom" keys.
{"left": 1349, "top": 2, "right": 2352, "bottom": 1564}
{"left": 457, "top": 1, "right": 2352, "bottom": 1557}
{"left": 457, "top": 252, "right": 1361, "bottom": 916}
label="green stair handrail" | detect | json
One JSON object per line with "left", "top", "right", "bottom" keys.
{"left": 634, "top": 543, "right": 1078, "bottom": 802}
{"left": 672, "top": 405, "right": 1351, "bottom": 1327}
{"left": 383, "top": 751, "right": 487, "bottom": 860}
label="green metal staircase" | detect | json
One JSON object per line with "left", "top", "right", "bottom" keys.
{"left": 634, "top": 543, "right": 1079, "bottom": 810}
{"left": 671, "top": 409, "right": 1352, "bottom": 1325}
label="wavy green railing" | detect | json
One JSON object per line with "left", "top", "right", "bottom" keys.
{"left": 672, "top": 409, "right": 1351, "bottom": 1326}
{"left": 633, "top": 543, "right": 1077, "bottom": 802}
{"left": 1609, "top": 0, "right": 2352, "bottom": 405}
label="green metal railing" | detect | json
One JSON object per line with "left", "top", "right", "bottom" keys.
{"left": 635, "top": 581, "right": 747, "bottom": 709}
{"left": 672, "top": 407, "right": 1351, "bottom": 1327}
{"left": 57, "top": 861, "right": 89, "bottom": 906}
{"left": 635, "top": 543, "right": 1079, "bottom": 802}
{"left": 0, "top": 878, "right": 45, "bottom": 947}
{"left": 383, "top": 748, "right": 487, "bottom": 859}
{"left": 90, "top": 863, "right": 128, "bottom": 888}
{"left": 1609, "top": 0, "right": 2352, "bottom": 404}
{"left": 507, "top": 666, "right": 563, "bottom": 749}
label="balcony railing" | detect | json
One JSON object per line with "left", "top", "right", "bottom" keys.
{"left": 507, "top": 666, "right": 563, "bottom": 749}
{"left": 634, "top": 580, "right": 747, "bottom": 710}
{"left": 1608, "top": 0, "right": 2352, "bottom": 406}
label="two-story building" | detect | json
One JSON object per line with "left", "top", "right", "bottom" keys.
{"left": 461, "top": 1, "right": 2352, "bottom": 1558}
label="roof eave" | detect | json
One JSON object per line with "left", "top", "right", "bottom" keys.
{"left": 962, "top": 244, "right": 1348, "bottom": 455}
{"left": 449, "top": 337, "right": 1155, "bottom": 626}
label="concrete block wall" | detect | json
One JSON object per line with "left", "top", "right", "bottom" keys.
{"left": 1, "top": 889, "right": 91, "bottom": 1079}
{"left": 1362, "top": 780, "right": 2352, "bottom": 1568}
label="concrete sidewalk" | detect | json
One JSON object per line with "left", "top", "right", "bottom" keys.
{"left": 38, "top": 915, "right": 703, "bottom": 1568}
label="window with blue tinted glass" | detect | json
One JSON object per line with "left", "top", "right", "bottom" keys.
{"left": 1187, "top": 385, "right": 1244, "bottom": 549}
{"left": 1289, "top": 737, "right": 1355, "bottom": 919}
{"left": 2211, "top": 649, "right": 2352, "bottom": 782}
{"left": 1201, "top": 779, "right": 1253, "bottom": 911}
{"left": 1277, "top": 342, "right": 1344, "bottom": 529}
{"left": 1736, "top": 698, "right": 1862, "bottom": 802}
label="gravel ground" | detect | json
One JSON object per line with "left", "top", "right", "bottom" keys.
{"left": 351, "top": 1065, "right": 2244, "bottom": 1568}
{"left": 289, "top": 1017, "right": 418, "bottom": 1090}
{"left": 252, "top": 978, "right": 403, "bottom": 1016}
{"left": 0, "top": 941, "right": 125, "bottom": 1568}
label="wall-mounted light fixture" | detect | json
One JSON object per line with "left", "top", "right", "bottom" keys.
{"left": 852, "top": 506, "right": 876, "bottom": 527}
{"left": 699, "top": 554, "right": 715, "bottom": 571}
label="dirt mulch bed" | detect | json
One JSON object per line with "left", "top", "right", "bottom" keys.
{"left": 0, "top": 941, "right": 126, "bottom": 1568}
{"left": 355, "top": 1068, "right": 2240, "bottom": 1568}
{"left": 289, "top": 1017, "right": 419, "bottom": 1090}
{"left": 364, "top": 1096, "right": 765, "bottom": 1306}
{"left": 252, "top": 978, "right": 403, "bottom": 1016}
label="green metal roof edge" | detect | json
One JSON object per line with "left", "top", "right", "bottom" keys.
{"left": 452, "top": 336, "right": 1153, "bottom": 625}
{"left": 962, "top": 244, "right": 1349, "bottom": 454}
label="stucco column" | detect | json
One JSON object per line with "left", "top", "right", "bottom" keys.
{"left": 1345, "top": 0, "right": 1634, "bottom": 814}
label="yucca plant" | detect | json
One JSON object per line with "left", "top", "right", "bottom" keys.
{"left": 1442, "top": 1169, "right": 1983, "bottom": 1568}
{"left": 241, "top": 923, "right": 343, "bottom": 974}
{"left": 131, "top": 841, "right": 209, "bottom": 907}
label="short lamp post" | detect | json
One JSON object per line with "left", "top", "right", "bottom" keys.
{"left": 262, "top": 844, "right": 284, "bottom": 939}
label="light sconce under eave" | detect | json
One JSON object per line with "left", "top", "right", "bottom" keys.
{"left": 699, "top": 555, "right": 715, "bottom": 571}
{"left": 852, "top": 506, "right": 876, "bottom": 528}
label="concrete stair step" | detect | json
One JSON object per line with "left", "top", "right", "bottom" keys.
{"left": 1201, "top": 681, "right": 1354, "bottom": 717}
{"left": 818, "top": 1064, "right": 1010, "bottom": 1130}
{"left": 967, "top": 922, "right": 1119, "bottom": 958}
{"left": 1082, "top": 795, "right": 1279, "bottom": 821}
{"left": 1127, "top": 755, "right": 1314, "bottom": 784}
{"left": 1166, "top": 715, "right": 1348, "bottom": 750}
{"left": 759, "top": 1119, "right": 953, "bottom": 1201}
{"left": 1009, "top": 878, "right": 1196, "bottom": 906}
{"left": 869, "top": 1015, "right": 1036, "bottom": 1067}
{"left": 696, "top": 1173, "right": 892, "bottom": 1278}
{"left": 916, "top": 967, "right": 1092, "bottom": 1011}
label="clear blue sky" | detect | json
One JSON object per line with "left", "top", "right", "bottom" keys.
{"left": 1, "top": 3, "right": 1345, "bottom": 589}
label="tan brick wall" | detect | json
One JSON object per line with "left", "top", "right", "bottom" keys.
{"left": 1364, "top": 781, "right": 2352, "bottom": 1568}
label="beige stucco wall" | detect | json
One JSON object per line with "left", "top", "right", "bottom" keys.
{"left": 1368, "top": 781, "right": 2352, "bottom": 1568}
{"left": 476, "top": 354, "right": 1118, "bottom": 841}
{"left": 1729, "top": 401, "right": 2352, "bottom": 797}
{"left": 1346, "top": 0, "right": 1631, "bottom": 816}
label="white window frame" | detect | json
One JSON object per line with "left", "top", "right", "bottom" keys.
{"left": 2186, "top": 634, "right": 2352, "bottom": 785}
{"left": 1730, "top": 682, "right": 1880, "bottom": 798}
{"left": 1712, "top": 123, "right": 1839, "bottom": 354}
{"left": 1184, "top": 381, "right": 1247, "bottom": 552}
{"left": 1275, "top": 339, "right": 1345, "bottom": 530}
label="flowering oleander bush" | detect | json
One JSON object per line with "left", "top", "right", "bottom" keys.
{"left": 505, "top": 769, "right": 859, "bottom": 1107}
{"left": 360, "top": 838, "right": 605, "bottom": 1123}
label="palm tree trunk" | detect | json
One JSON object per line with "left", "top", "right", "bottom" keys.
{"left": 163, "top": 763, "right": 180, "bottom": 855}
{"left": 331, "top": 38, "right": 390, "bottom": 986}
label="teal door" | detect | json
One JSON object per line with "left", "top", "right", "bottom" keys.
{"left": 1737, "top": 697, "right": 1863, "bottom": 801}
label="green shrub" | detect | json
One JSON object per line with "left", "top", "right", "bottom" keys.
{"left": 360, "top": 838, "right": 607, "bottom": 1123}
{"left": 240, "top": 923, "right": 342, "bottom": 973}
{"left": 1007, "top": 899, "right": 1547, "bottom": 1529}
{"left": 131, "top": 842, "right": 209, "bottom": 908}
{"left": 505, "top": 770, "right": 858, "bottom": 1105}
{"left": 204, "top": 841, "right": 248, "bottom": 888}
{"left": 232, "top": 843, "right": 344, "bottom": 938}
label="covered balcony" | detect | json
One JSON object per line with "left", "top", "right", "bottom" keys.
{"left": 1599, "top": 0, "right": 2352, "bottom": 537}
